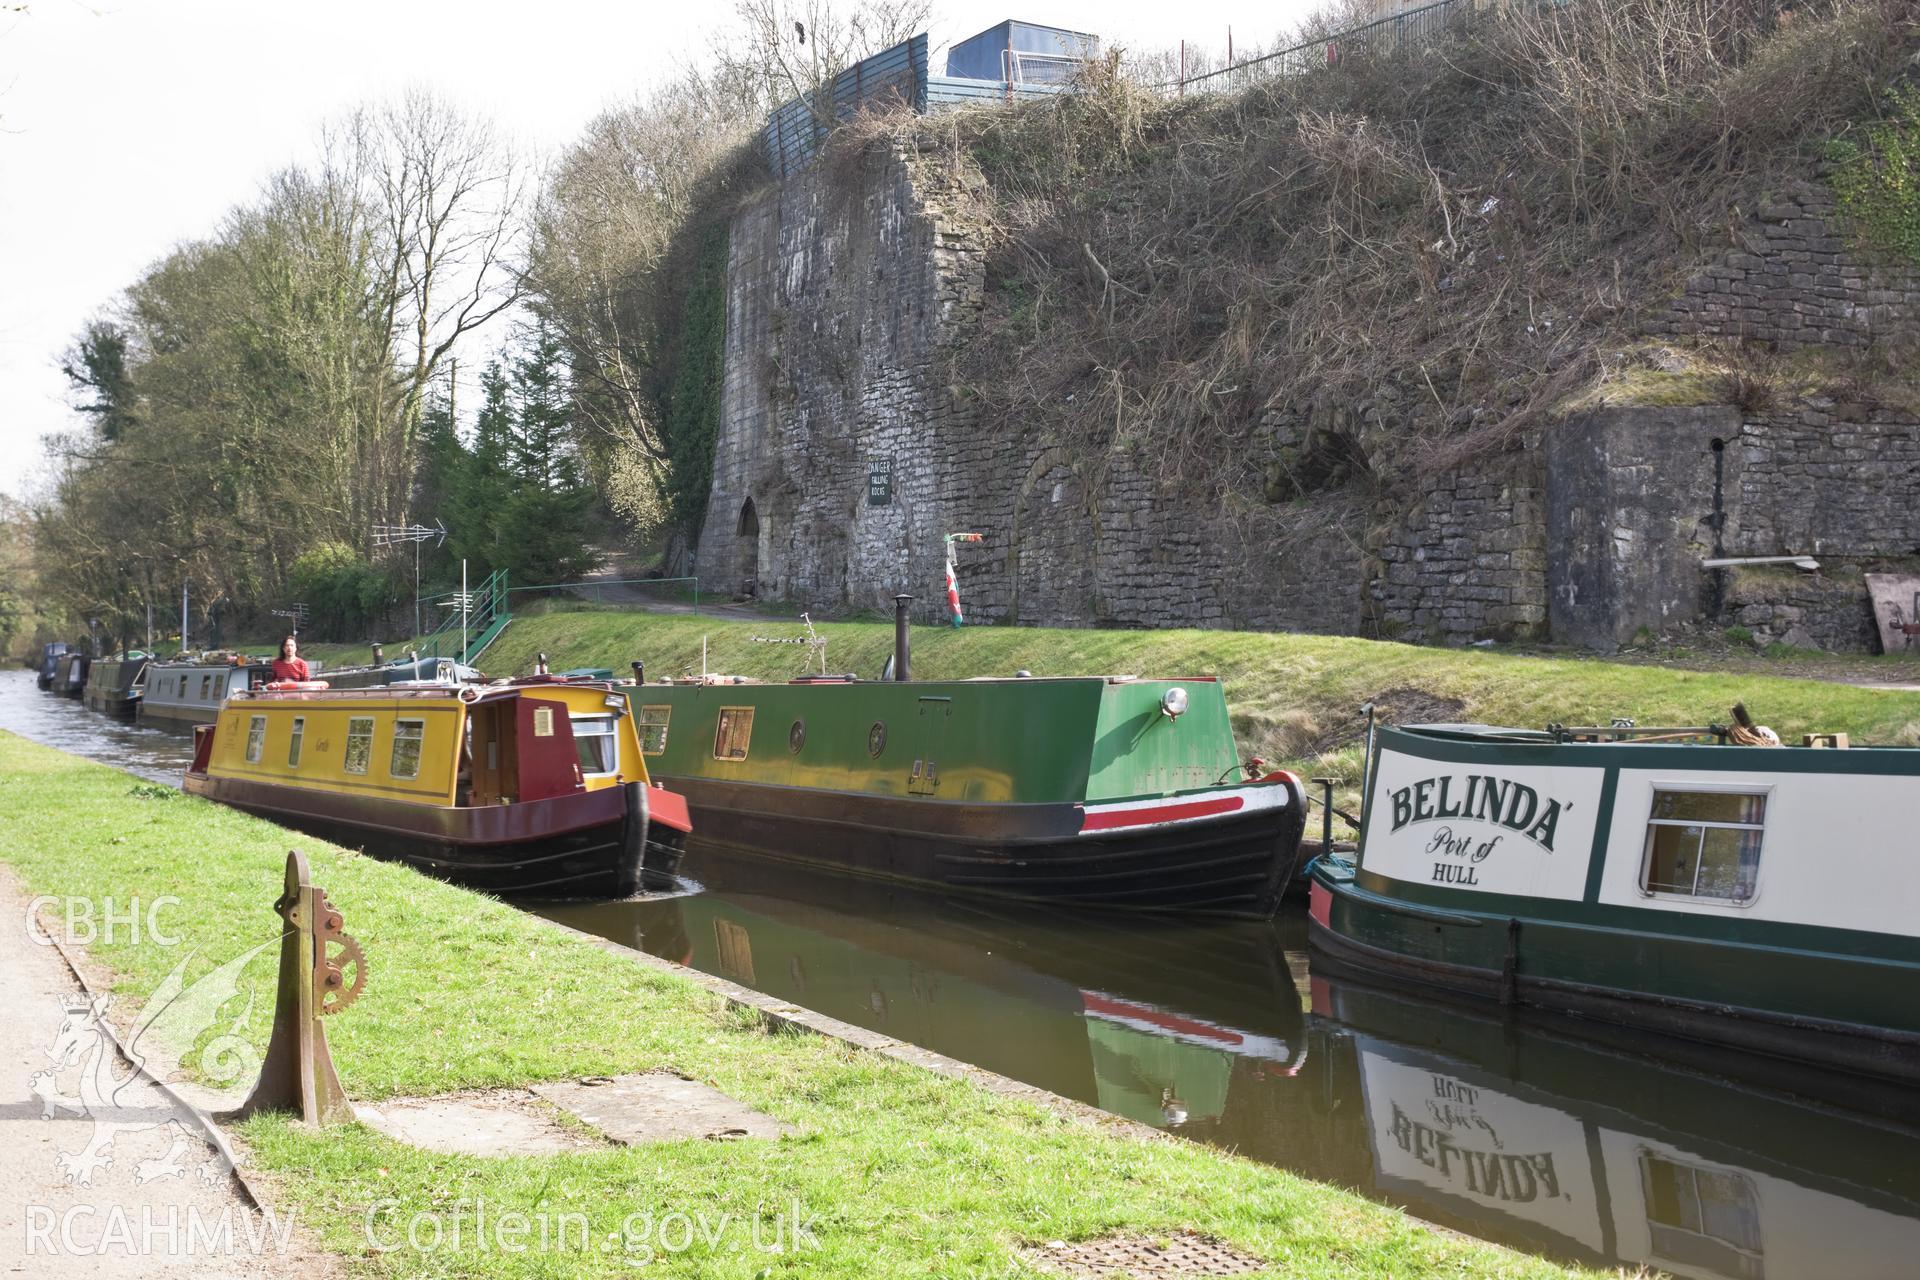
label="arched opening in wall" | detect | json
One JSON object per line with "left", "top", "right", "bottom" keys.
{"left": 738, "top": 498, "right": 761, "bottom": 596}
{"left": 1009, "top": 450, "right": 1096, "bottom": 627}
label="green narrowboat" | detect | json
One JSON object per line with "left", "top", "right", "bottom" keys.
{"left": 1308, "top": 720, "right": 1920, "bottom": 1084}
{"left": 621, "top": 672, "right": 1307, "bottom": 919}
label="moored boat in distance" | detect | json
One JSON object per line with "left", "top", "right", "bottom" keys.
{"left": 621, "top": 626, "right": 1307, "bottom": 918}
{"left": 50, "top": 650, "right": 91, "bottom": 698}
{"left": 184, "top": 675, "right": 691, "bottom": 897}
{"left": 1308, "top": 715, "right": 1920, "bottom": 1084}
{"left": 35, "top": 642, "right": 70, "bottom": 691}
{"left": 141, "top": 653, "right": 275, "bottom": 726}
{"left": 320, "top": 653, "right": 477, "bottom": 690}
{"left": 82, "top": 652, "right": 152, "bottom": 718}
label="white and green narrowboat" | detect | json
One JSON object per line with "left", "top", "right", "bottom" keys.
{"left": 1308, "top": 720, "right": 1920, "bottom": 1084}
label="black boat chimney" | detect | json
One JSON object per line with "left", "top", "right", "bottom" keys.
{"left": 892, "top": 595, "right": 913, "bottom": 682}
{"left": 630, "top": 660, "right": 645, "bottom": 685}
{"left": 371, "top": 641, "right": 384, "bottom": 666}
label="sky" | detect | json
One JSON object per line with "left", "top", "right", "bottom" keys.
{"left": 0, "top": 0, "right": 1316, "bottom": 501}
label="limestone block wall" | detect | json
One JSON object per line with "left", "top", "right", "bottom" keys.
{"left": 1370, "top": 450, "right": 1551, "bottom": 645}
{"left": 1647, "top": 178, "right": 1920, "bottom": 348}
{"left": 699, "top": 145, "right": 1920, "bottom": 651}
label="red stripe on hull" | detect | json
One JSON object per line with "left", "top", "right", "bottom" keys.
{"left": 1079, "top": 795, "right": 1244, "bottom": 832}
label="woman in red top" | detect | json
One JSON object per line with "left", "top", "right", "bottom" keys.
{"left": 271, "top": 634, "right": 310, "bottom": 682}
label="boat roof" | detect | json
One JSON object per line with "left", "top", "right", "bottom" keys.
{"left": 1398, "top": 723, "right": 1560, "bottom": 743}
{"left": 233, "top": 675, "right": 624, "bottom": 703}
{"left": 652, "top": 673, "right": 1220, "bottom": 686}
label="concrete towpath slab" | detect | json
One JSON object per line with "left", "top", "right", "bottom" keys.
{"left": 0, "top": 870, "right": 338, "bottom": 1278}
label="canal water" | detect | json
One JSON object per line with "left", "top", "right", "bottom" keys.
{"left": 5, "top": 665, "right": 1918, "bottom": 1278}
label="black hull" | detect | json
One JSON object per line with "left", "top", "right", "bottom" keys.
{"left": 84, "top": 694, "right": 139, "bottom": 718}
{"left": 186, "top": 774, "right": 685, "bottom": 900}
{"left": 658, "top": 775, "right": 1303, "bottom": 920}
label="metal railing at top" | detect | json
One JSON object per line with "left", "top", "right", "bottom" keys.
{"left": 419, "top": 568, "right": 510, "bottom": 663}
{"left": 1150, "top": 0, "right": 1480, "bottom": 98}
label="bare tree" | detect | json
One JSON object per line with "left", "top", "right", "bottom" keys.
{"left": 318, "top": 91, "right": 526, "bottom": 526}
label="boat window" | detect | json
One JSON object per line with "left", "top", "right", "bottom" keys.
{"left": 214, "top": 675, "right": 226, "bottom": 698}
{"left": 200, "top": 675, "right": 212, "bottom": 699}
{"left": 713, "top": 707, "right": 754, "bottom": 760}
{"left": 288, "top": 717, "right": 305, "bottom": 768}
{"left": 572, "top": 715, "right": 618, "bottom": 776}
{"left": 244, "top": 715, "right": 267, "bottom": 764}
{"left": 637, "top": 705, "right": 671, "bottom": 755}
{"left": 344, "top": 717, "right": 375, "bottom": 775}
{"left": 1640, "top": 789, "right": 1765, "bottom": 904}
{"left": 390, "top": 719, "right": 425, "bottom": 779}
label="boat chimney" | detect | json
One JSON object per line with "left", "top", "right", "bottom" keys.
{"left": 631, "top": 660, "right": 645, "bottom": 685}
{"left": 893, "top": 595, "right": 913, "bottom": 682}
{"left": 535, "top": 652, "right": 549, "bottom": 677}
{"left": 371, "top": 641, "right": 384, "bottom": 666}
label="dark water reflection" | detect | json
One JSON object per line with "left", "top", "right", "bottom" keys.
{"left": 6, "top": 667, "right": 1917, "bottom": 1278}
{"left": 544, "top": 846, "right": 1920, "bottom": 1280}
{"left": 0, "top": 669, "right": 195, "bottom": 784}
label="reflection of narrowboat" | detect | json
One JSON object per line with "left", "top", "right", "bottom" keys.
{"left": 1309, "top": 721, "right": 1920, "bottom": 1082}
{"left": 1299, "top": 974, "right": 1920, "bottom": 1280}
{"left": 621, "top": 667, "right": 1307, "bottom": 918}
{"left": 82, "top": 652, "right": 152, "bottom": 717}
{"left": 544, "top": 851, "right": 1305, "bottom": 1122}
{"left": 51, "top": 650, "right": 91, "bottom": 698}
{"left": 35, "top": 642, "right": 70, "bottom": 691}
{"left": 184, "top": 677, "right": 691, "bottom": 896}
{"left": 141, "top": 655, "right": 274, "bottom": 726}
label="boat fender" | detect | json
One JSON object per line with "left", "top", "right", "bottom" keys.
{"left": 264, "top": 679, "right": 331, "bottom": 691}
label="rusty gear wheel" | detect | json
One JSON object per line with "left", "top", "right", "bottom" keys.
{"left": 316, "top": 933, "right": 367, "bottom": 1016}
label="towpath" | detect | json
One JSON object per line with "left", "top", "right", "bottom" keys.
{"left": 0, "top": 870, "right": 336, "bottom": 1278}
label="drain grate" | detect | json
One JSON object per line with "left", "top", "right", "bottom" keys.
{"left": 1023, "top": 1232, "right": 1269, "bottom": 1278}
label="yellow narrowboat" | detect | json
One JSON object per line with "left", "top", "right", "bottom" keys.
{"left": 184, "top": 676, "right": 691, "bottom": 896}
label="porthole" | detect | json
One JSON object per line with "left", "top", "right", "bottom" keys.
{"left": 867, "top": 720, "right": 887, "bottom": 757}
{"left": 789, "top": 719, "right": 806, "bottom": 753}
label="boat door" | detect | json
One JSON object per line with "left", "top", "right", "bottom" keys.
{"left": 908, "top": 696, "right": 952, "bottom": 797}
{"left": 467, "top": 695, "right": 585, "bottom": 804}
{"left": 515, "top": 696, "right": 584, "bottom": 801}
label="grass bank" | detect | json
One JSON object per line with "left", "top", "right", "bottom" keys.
{"left": 0, "top": 731, "right": 1593, "bottom": 1279}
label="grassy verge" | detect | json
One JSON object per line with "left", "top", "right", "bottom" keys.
{"left": 0, "top": 731, "right": 1594, "bottom": 1279}
{"left": 464, "top": 608, "right": 1920, "bottom": 830}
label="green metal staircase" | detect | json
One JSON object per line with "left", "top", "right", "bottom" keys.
{"left": 420, "top": 569, "right": 512, "bottom": 665}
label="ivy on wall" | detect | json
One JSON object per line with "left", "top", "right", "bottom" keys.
{"left": 664, "top": 222, "right": 731, "bottom": 536}
{"left": 1829, "top": 86, "right": 1920, "bottom": 265}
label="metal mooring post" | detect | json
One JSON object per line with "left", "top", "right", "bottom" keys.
{"left": 221, "top": 850, "right": 364, "bottom": 1126}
